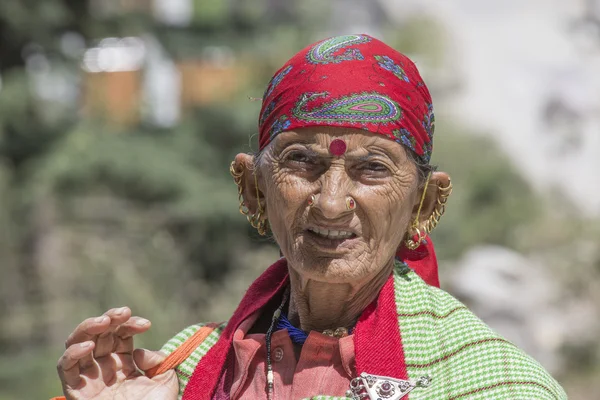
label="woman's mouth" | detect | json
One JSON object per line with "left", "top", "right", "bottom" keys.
{"left": 307, "top": 227, "right": 356, "bottom": 240}
{"left": 305, "top": 227, "right": 358, "bottom": 251}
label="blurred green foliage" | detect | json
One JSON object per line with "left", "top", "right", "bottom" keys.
{"left": 431, "top": 122, "right": 540, "bottom": 259}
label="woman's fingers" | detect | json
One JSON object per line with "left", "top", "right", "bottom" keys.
{"left": 65, "top": 316, "right": 111, "bottom": 349}
{"left": 57, "top": 341, "right": 95, "bottom": 388}
{"left": 132, "top": 349, "right": 167, "bottom": 373}
{"left": 113, "top": 317, "right": 152, "bottom": 354}
{"left": 62, "top": 308, "right": 150, "bottom": 376}
{"left": 115, "top": 317, "right": 151, "bottom": 340}
{"left": 94, "top": 307, "right": 132, "bottom": 358}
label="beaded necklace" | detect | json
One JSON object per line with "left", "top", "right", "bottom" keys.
{"left": 265, "top": 287, "right": 289, "bottom": 400}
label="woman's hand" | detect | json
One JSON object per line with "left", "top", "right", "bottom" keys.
{"left": 57, "top": 307, "right": 178, "bottom": 400}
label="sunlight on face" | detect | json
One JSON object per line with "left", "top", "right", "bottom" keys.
{"left": 259, "top": 127, "right": 420, "bottom": 284}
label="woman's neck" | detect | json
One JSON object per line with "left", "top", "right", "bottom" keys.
{"left": 286, "top": 261, "right": 394, "bottom": 333}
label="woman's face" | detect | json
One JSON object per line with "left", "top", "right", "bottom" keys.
{"left": 258, "top": 127, "right": 421, "bottom": 284}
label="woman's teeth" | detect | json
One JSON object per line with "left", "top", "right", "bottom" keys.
{"left": 309, "top": 228, "right": 354, "bottom": 239}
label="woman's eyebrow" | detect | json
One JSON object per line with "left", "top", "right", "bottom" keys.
{"left": 300, "top": 148, "right": 321, "bottom": 158}
{"left": 276, "top": 144, "right": 322, "bottom": 159}
{"left": 347, "top": 151, "right": 394, "bottom": 162}
{"left": 274, "top": 138, "right": 314, "bottom": 151}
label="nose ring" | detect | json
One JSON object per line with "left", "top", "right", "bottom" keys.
{"left": 308, "top": 194, "right": 316, "bottom": 207}
{"left": 346, "top": 196, "right": 356, "bottom": 211}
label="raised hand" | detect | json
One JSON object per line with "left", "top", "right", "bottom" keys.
{"left": 57, "top": 307, "right": 178, "bottom": 400}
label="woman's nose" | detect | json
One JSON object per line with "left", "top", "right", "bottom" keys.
{"left": 313, "top": 168, "right": 352, "bottom": 219}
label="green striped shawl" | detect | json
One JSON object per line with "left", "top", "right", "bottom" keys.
{"left": 161, "top": 267, "right": 567, "bottom": 400}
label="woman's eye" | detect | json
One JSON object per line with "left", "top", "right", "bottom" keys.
{"left": 286, "top": 151, "right": 311, "bottom": 163}
{"left": 362, "top": 161, "right": 387, "bottom": 172}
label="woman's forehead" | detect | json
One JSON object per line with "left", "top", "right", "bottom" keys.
{"left": 274, "top": 127, "right": 405, "bottom": 152}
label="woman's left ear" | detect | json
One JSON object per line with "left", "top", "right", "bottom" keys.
{"left": 410, "top": 171, "right": 451, "bottom": 228}
{"left": 232, "top": 153, "right": 266, "bottom": 215}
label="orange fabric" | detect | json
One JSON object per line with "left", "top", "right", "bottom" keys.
{"left": 50, "top": 397, "right": 66, "bottom": 400}
{"left": 145, "top": 323, "right": 218, "bottom": 378}
{"left": 231, "top": 312, "right": 355, "bottom": 399}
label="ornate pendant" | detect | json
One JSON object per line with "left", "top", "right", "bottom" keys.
{"left": 346, "top": 372, "right": 431, "bottom": 400}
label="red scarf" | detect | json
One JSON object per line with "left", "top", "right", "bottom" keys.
{"left": 182, "top": 243, "right": 438, "bottom": 399}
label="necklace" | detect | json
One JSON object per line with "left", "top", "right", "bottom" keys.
{"left": 265, "top": 287, "right": 354, "bottom": 399}
{"left": 276, "top": 313, "right": 353, "bottom": 345}
{"left": 265, "top": 287, "right": 289, "bottom": 400}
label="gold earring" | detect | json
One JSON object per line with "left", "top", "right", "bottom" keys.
{"left": 229, "top": 161, "right": 269, "bottom": 236}
{"left": 404, "top": 175, "right": 452, "bottom": 250}
{"left": 230, "top": 161, "right": 250, "bottom": 216}
{"left": 405, "top": 227, "right": 427, "bottom": 251}
{"left": 423, "top": 180, "right": 452, "bottom": 235}
{"left": 248, "top": 207, "right": 269, "bottom": 236}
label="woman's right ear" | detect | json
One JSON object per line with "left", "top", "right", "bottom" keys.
{"left": 232, "top": 153, "right": 261, "bottom": 214}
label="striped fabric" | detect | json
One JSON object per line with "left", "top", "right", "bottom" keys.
{"left": 160, "top": 322, "right": 227, "bottom": 399}
{"left": 396, "top": 268, "right": 567, "bottom": 400}
{"left": 161, "top": 267, "right": 566, "bottom": 400}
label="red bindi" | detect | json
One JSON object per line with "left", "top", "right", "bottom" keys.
{"left": 329, "top": 139, "right": 347, "bottom": 156}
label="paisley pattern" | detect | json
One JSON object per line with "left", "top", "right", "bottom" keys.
{"left": 375, "top": 55, "right": 409, "bottom": 82}
{"left": 260, "top": 66, "right": 293, "bottom": 127}
{"left": 422, "top": 103, "right": 435, "bottom": 139}
{"left": 306, "top": 35, "right": 371, "bottom": 64}
{"left": 421, "top": 103, "right": 435, "bottom": 161}
{"left": 293, "top": 92, "right": 401, "bottom": 124}
{"left": 422, "top": 140, "right": 433, "bottom": 162}
{"left": 259, "top": 96, "right": 278, "bottom": 126}
{"left": 393, "top": 128, "right": 417, "bottom": 153}
{"left": 264, "top": 65, "right": 293, "bottom": 99}
{"left": 268, "top": 115, "right": 291, "bottom": 139}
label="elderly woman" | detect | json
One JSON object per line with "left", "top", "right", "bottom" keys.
{"left": 55, "top": 35, "right": 566, "bottom": 400}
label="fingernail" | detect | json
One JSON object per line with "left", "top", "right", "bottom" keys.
{"left": 80, "top": 342, "right": 92, "bottom": 348}
{"left": 95, "top": 316, "right": 108, "bottom": 323}
{"left": 114, "top": 307, "right": 127, "bottom": 315}
{"left": 136, "top": 318, "right": 150, "bottom": 327}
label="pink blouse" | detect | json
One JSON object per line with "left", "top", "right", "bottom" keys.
{"left": 230, "top": 312, "right": 356, "bottom": 399}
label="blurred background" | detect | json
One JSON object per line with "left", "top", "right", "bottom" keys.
{"left": 0, "top": 0, "right": 599, "bottom": 398}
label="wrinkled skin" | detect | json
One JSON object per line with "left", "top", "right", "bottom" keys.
{"left": 235, "top": 127, "right": 450, "bottom": 331}
{"left": 56, "top": 307, "right": 178, "bottom": 400}
{"left": 56, "top": 127, "right": 450, "bottom": 399}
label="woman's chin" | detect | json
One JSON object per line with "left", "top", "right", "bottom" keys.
{"left": 289, "top": 254, "right": 371, "bottom": 284}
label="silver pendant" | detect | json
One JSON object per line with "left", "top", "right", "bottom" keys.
{"left": 346, "top": 372, "right": 431, "bottom": 400}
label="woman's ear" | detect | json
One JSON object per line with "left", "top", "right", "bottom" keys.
{"left": 233, "top": 153, "right": 265, "bottom": 215}
{"left": 410, "top": 171, "right": 451, "bottom": 229}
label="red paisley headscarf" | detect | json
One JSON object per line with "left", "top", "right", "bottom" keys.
{"left": 258, "top": 34, "right": 439, "bottom": 287}
{"left": 258, "top": 34, "right": 434, "bottom": 165}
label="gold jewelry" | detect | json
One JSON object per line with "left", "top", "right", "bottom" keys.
{"left": 322, "top": 327, "right": 350, "bottom": 339}
{"left": 422, "top": 180, "right": 452, "bottom": 235}
{"left": 230, "top": 161, "right": 250, "bottom": 216}
{"left": 229, "top": 161, "right": 269, "bottom": 236}
{"left": 404, "top": 174, "right": 452, "bottom": 250}
{"left": 346, "top": 196, "right": 356, "bottom": 211}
